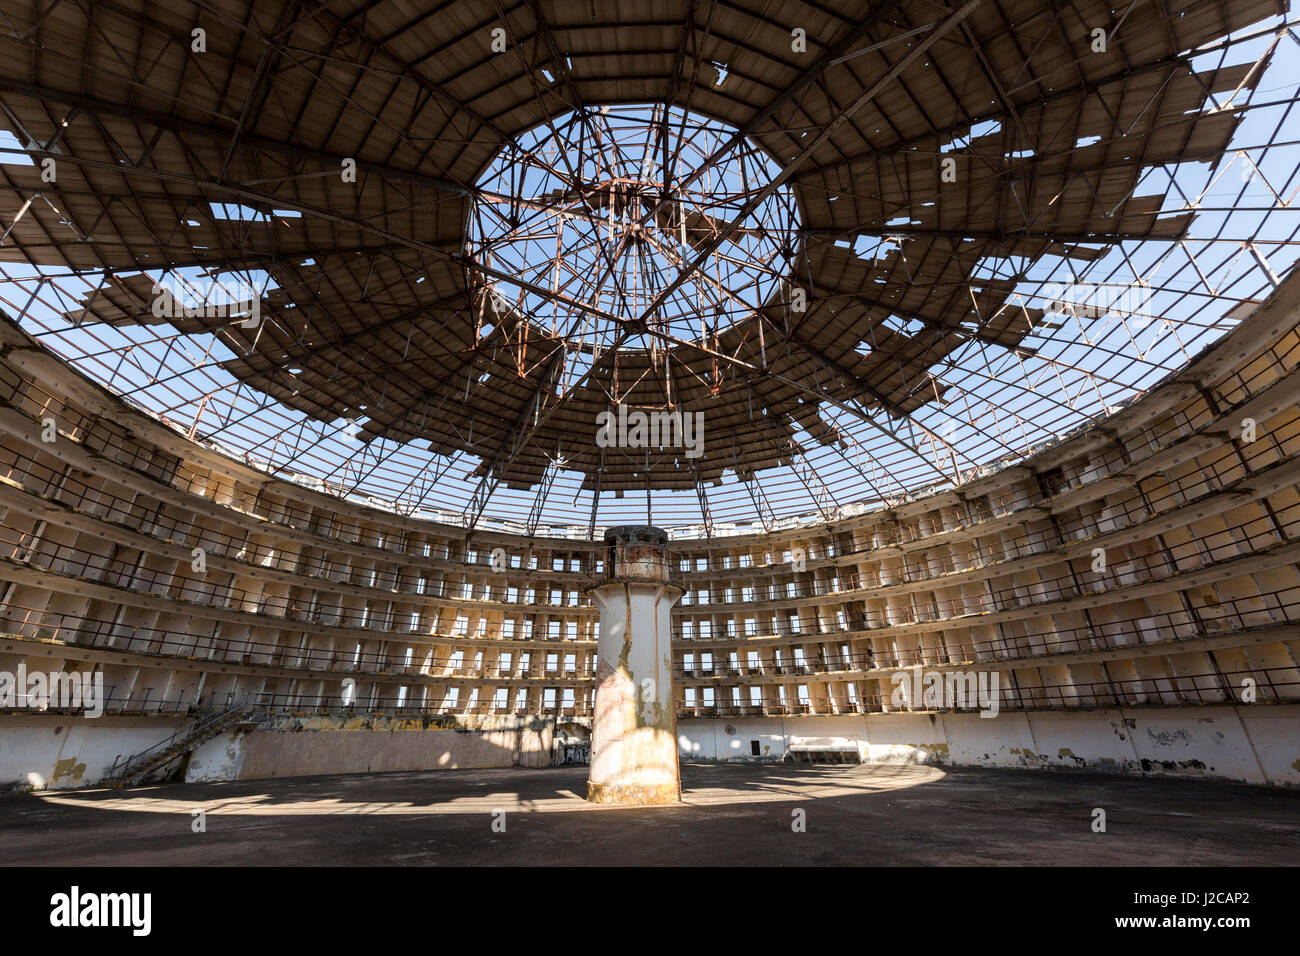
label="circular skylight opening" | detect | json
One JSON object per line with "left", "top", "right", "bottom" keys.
{"left": 466, "top": 104, "right": 801, "bottom": 346}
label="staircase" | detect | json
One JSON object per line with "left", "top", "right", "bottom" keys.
{"left": 103, "top": 701, "right": 263, "bottom": 789}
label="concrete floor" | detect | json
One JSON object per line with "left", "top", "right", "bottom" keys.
{"left": 1, "top": 762, "right": 1296, "bottom": 866}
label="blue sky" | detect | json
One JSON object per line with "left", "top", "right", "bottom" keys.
{"left": 1, "top": 15, "right": 1296, "bottom": 532}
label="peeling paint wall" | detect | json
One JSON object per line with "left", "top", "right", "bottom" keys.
{"left": 0, "top": 714, "right": 187, "bottom": 791}
{"left": 587, "top": 572, "right": 683, "bottom": 805}
{"left": 187, "top": 713, "right": 555, "bottom": 782}
{"left": 678, "top": 715, "right": 870, "bottom": 763}
{"left": 184, "top": 726, "right": 251, "bottom": 783}
{"left": 11, "top": 706, "right": 1295, "bottom": 791}
{"left": 2, "top": 713, "right": 557, "bottom": 789}
{"left": 678, "top": 705, "right": 1300, "bottom": 786}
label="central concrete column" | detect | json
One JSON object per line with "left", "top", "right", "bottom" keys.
{"left": 586, "top": 525, "right": 683, "bottom": 805}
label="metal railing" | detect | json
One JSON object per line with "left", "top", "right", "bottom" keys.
{"left": 104, "top": 696, "right": 266, "bottom": 782}
{"left": 3, "top": 485, "right": 1293, "bottom": 644}
{"left": 678, "top": 666, "right": 1300, "bottom": 717}
{"left": 0, "top": 603, "right": 597, "bottom": 677}
{"left": 2, "top": 583, "right": 1296, "bottom": 694}
{"left": 0, "top": 348, "right": 1293, "bottom": 584}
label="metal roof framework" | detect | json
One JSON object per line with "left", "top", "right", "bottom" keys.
{"left": 0, "top": 0, "right": 1296, "bottom": 535}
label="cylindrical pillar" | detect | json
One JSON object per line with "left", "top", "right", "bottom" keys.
{"left": 586, "top": 525, "right": 683, "bottom": 805}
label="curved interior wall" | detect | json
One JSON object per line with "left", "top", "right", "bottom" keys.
{"left": 1, "top": 274, "right": 1299, "bottom": 788}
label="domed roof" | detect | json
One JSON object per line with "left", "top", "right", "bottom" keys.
{"left": 0, "top": 0, "right": 1294, "bottom": 534}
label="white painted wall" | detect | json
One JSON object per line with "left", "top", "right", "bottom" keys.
{"left": 8, "top": 705, "right": 1294, "bottom": 790}
{"left": 188, "top": 713, "right": 554, "bottom": 782}
{"left": 0, "top": 715, "right": 187, "bottom": 790}
{"left": 678, "top": 705, "right": 1300, "bottom": 786}
{"left": 3, "top": 713, "right": 557, "bottom": 789}
{"left": 677, "top": 717, "right": 793, "bottom": 761}
{"left": 185, "top": 727, "right": 250, "bottom": 783}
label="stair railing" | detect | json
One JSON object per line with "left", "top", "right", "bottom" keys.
{"left": 105, "top": 695, "right": 270, "bottom": 783}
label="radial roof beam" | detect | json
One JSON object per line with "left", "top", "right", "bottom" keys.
{"left": 801, "top": 18, "right": 1286, "bottom": 183}
{"left": 524, "top": 454, "right": 563, "bottom": 537}
{"left": 640, "top": 0, "right": 983, "bottom": 322}
{"left": 690, "top": 459, "right": 715, "bottom": 539}
{"left": 739, "top": 470, "right": 776, "bottom": 534}
{"left": 18, "top": 139, "right": 627, "bottom": 333}
{"left": 645, "top": 325, "right": 962, "bottom": 486}
{"left": 463, "top": 335, "right": 616, "bottom": 532}
{"left": 647, "top": 0, "right": 906, "bottom": 215}
{"left": 0, "top": 81, "right": 481, "bottom": 201}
